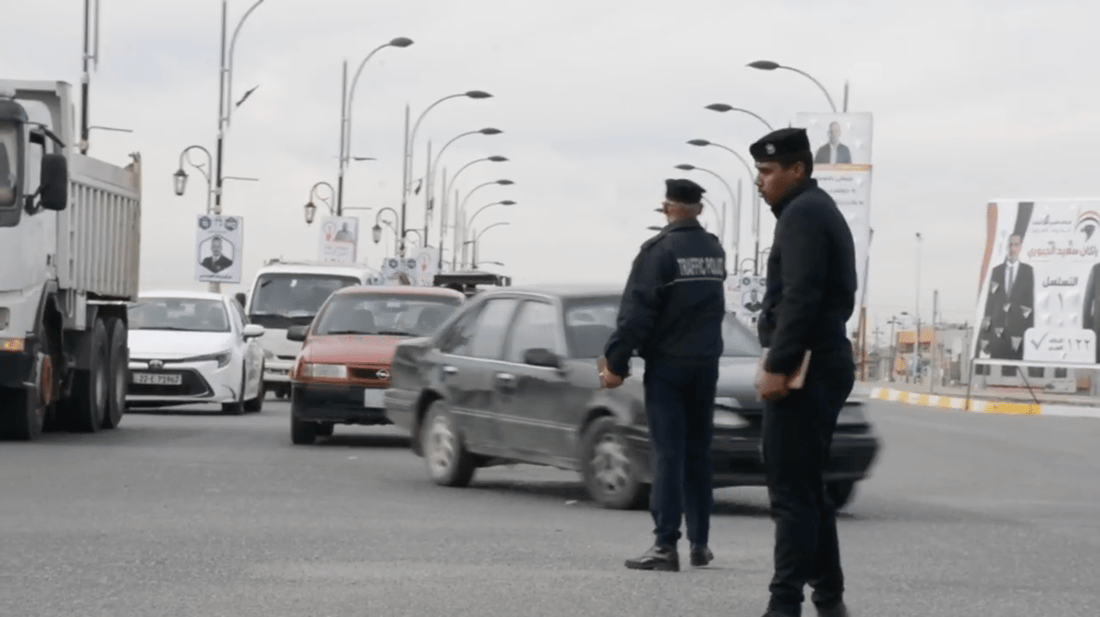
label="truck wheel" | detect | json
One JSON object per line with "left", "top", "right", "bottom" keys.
{"left": 580, "top": 416, "right": 649, "bottom": 510}
{"left": 421, "top": 401, "right": 476, "bottom": 487}
{"left": 0, "top": 386, "right": 43, "bottom": 441}
{"left": 102, "top": 317, "right": 127, "bottom": 429}
{"left": 70, "top": 318, "right": 109, "bottom": 432}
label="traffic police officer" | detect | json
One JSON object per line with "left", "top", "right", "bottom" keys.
{"left": 750, "top": 128, "right": 857, "bottom": 617}
{"left": 600, "top": 178, "right": 726, "bottom": 572}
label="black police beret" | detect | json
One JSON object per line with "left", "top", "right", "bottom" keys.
{"left": 749, "top": 127, "right": 811, "bottom": 162}
{"left": 665, "top": 178, "right": 705, "bottom": 205}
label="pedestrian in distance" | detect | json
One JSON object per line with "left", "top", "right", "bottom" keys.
{"left": 599, "top": 178, "right": 727, "bottom": 572}
{"left": 750, "top": 127, "right": 858, "bottom": 617}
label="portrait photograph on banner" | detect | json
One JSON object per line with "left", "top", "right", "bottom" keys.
{"left": 972, "top": 199, "right": 1100, "bottom": 366}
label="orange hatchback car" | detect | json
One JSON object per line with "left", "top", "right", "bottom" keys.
{"left": 286, "top": 285, "right": 465, "bottom": 444}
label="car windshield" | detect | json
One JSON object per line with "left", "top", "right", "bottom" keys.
{"left": 561, "top": 295, "right": 762, "bottom": 358}
{"left": 0, "top": 121, "right": 18, "bottom": 208}
{"left": 249, "top": 273, "right": 361, "bottom": 329}
{"left": 313, "top": 293, "right": 462, "bottom": 337}
{"left": 128, "top": 298, "right": 230, "bottom": 333}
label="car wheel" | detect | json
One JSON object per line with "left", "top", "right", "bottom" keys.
{"left": 421, "top": 401, "right": 476, "bottom": 487}
{"left": 826, "top": 480, "right": 857, "bottom": 510}
{"left": 580, "top": 416, "right": 649, "bottom": 510}
{"left": 244, "top": 364, "right": 264, "bottom": 413}
{"left": 221, "top": 367, "right": 246, "bottom": 415}
{"left": 290, "top": 415, "right": 317, "bottom": 445}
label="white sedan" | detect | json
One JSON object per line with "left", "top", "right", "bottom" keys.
{"left": 125, "top": 291, "right": 266, "bottom": 414}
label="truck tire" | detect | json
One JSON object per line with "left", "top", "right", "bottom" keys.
{"left": 70, "top": 318, "right": 109, "bottom": 433}
{"left": 0, "top": 386, "right": 42, "bottom": 441}
{"left": 102, "top": 317, "right": 128, "bottom": 429}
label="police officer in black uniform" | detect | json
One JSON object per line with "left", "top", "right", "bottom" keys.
{"left": 750, "top": 128, "right": 857, "bottom": 617}
{"left": 600, "top": 178, "right": 726, "bottom": 572}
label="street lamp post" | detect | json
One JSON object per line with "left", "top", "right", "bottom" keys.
{"left": 174, "top": 145, "right": 214, "bottom": 215}
{"left": 747, "top": 60, "right": 839, "bottom": 112}
{"left": 214, "top": 0, "right": 267, "bottom": 217}
{"left": 465, "top": 222, "right": 509, "bottom": 270}
{"left": 303, "top": 181, "right": 336, "bottom": 225}
{"left": 339, "top": 36, "right": 414, "bottom": 214}
{"left": 372, "top": 207, "right": 400, "bottom": 245}
{"left": 399, "top": 90, "right": 493, "bottom": 258}
{"left": 674, "top": 163, "right": 739, "bottom": 270}
{"left": 914, "top": 232, "right": 923, "bottom": 384}
{"left": 429, "top": 128, "right": 503, "bottom": 251}
{"left": 687, "top": 139, "right": 763, "bottom": 274}
{"left": 455, "top": 180, "right": 514, "bottom": 269}
{"left": 441, "top": 156, "right": 508, "bottom": 269}
{"left": 703, "top": 104, "right": 775, "bottom": 131}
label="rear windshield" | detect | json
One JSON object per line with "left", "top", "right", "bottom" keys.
{"left": 313, "top": 293, "right": 463, "bottom": 337}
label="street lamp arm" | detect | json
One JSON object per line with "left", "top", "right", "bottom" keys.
{"left": 476, "top": 221, "right": 509, "bottom": 242}
{"left": 410, "top": 93, "right": 464, "bottom": 153}
{"left": 374, "top": 206, "right": 399, "bottom": 224}
{"left": 432, "top": 131, "right": 477, "bottom": 176}
{"left": 467, "top": 202, "right": 506, "bottom": 229}
{"left": 225, "top": 0, "right": 267, "bottom": 127}
{"left": 709, "top": 143, "right": 757, "bottom": 182}
{"left": 779, "top": 65, "right": 838, "bottom": 112}
{"left": 180, "top": 145, "right": 213, "bottom": 185}
{"left": 344, "top": 41, "right": 396, "bottom": 164}
{"left": 446, "top": 158, "right": 488, "bottom": 198}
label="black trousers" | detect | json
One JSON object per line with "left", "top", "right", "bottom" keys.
{"left": 762, "top": 363, "right": 854, "bottom": 613}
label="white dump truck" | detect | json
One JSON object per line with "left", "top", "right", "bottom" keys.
{"left": 0, "top": 80, "right": 141, "bottom": 440}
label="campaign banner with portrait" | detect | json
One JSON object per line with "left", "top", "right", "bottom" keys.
{"left": 317, "top": 216, "right": 358, "bottom": 264}
{"left": 972, "top": 199, "right": 1100, "bottom": 365}
{"left": 796, "top": 111, "right": 874, "bottom": 312}
{"left": 737, "top": 274, "right": 766, "bottom": 328}
{"left": 379, "top": 256, "right": 418, "bottom": 286}
{"left": 194, "top": 214, "right": 243, "bottom": 285}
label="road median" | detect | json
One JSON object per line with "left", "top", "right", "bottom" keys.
{"left": 868, "top": 385, "right": 1100, "bottom": 419}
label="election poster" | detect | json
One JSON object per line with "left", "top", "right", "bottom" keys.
{"left": 380, "top": 256, "right": 419, "bottom": 286}
{"left": 737, "top": 274, "right": 766, "bottom": 328}
{"left": 317, "top": 216, "right": 358, "bottom": 264}
{"left": 194, "top": 214, "right": 243, "bottom": 285}
{"left": 795, "top": 112, "right": 873, "bottom": 312}
{"left": 973, "top": 200, "right": 1100, "bottom": 365}
{"left": 411, "top": 247, "right": 440, "bottom": 286}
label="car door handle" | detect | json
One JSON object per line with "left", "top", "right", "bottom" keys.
{"left": 442, "top": 365, "right": 458, "bottom": 376}
{"left": 495, "top": 373, "right": 516, "bottom": 388}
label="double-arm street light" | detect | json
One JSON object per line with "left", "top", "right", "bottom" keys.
{"left": 338, "top": 36, "right": 414, "bottom": 213}
{"left": 674, "top": 163, "right": 739, "bottom": 268}
{"left": 464, "top": 221, "right": 510, "bottom": 270}
{"left": 703, "top": 104, "right": 775, "bottom": 131}
{"left": 399, "top": 90, "right": 493, "bottom": 257}
{"left": 747, "top": 60, "right": 843, "bottom": 112}
{"left": 213, "top": 0, "right": 268, "bottom": 217}
{"left": 455, "top": 180, "right": 514, "bottom": 269}
{"left": 686, "top": 139, "right": 764, "bottom": 275}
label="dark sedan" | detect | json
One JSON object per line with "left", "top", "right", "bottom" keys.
{"left": 384, "top": 284, "right": 880, "bottom": 510}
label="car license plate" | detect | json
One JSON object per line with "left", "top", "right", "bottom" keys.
{"left": 363, "top": 388, "right": 384, "bottom": 408}
{"left": 132, "top": 372, "right": 183, "bottom": 385}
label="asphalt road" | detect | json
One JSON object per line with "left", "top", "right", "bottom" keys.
{"left": 2, "top": 399, "right": 1099, "bottom": 617}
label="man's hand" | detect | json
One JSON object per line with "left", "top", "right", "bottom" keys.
{"left": 600, "top": 368, "right": 625, "bottom": 389}
{"left": 756, "top": 371, "right": 790, "bottom": 402}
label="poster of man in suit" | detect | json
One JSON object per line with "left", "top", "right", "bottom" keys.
{"left": 194, "top": 215, "right": 244, "bottom": 284}
{"left": 981, "top": 232, "right": 1034, "bottom": 359}
{"left": 814, "top": 121, "right": 852, "bottom": 164}
{"left": 972, "top": 200, "right": 1100, "bottom": 365}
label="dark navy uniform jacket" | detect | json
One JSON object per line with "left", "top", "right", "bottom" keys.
{"left": 604, "top": 219, "right": 726, "bottom": 377}
{"left": 758, "top": 178, "right": 857, "bottom": 376}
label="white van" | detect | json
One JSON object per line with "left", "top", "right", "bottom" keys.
{"left": 236, "top": 260, "right": 382, "bottom": 398}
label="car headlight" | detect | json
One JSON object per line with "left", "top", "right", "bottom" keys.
{"left": 713, "top": 408, "right": 747, "bottom": 428}
{"left": 302, "top": 363, "right": 347, "bottom": 379}
{"left": 180, "top": 351, "right": 232, "bottom": 368}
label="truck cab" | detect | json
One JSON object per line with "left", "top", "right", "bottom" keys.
{"left": 236, "top": 260, "right": 381, "bottom": 398}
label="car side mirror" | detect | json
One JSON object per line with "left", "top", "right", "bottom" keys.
{"left": 523, "top": 347, "right": 562, "bottom": 368}
{"left": 234, "top": 292, "right": 247, "bottom": 308}
{"left": 243, "top": 324, "right": 265, "bottom": 339}
{"left": 286, "top": 325, "right": 309, "bottom": 342}
{"left": 39, "top": 154, "right": 69, "bottom": 211}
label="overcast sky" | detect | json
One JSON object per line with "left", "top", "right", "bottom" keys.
{"left": 4, "top": 0, "right": 1099, "bottom": 341}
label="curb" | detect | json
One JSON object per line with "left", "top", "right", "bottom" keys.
{"left": 869, "top": 387, "right": 1100, "bottom": 419}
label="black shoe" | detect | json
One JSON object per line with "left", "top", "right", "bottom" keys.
{"left": 815, "top": 602, "right": 848, "bottom": 617}
{"left": 624, "top": 544, "right": 679, "bottom": 572}
{"left": 689, "top": 544, "right": 713, "bottom": 567}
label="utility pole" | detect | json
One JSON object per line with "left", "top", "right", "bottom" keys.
{"left": 79, "top": 0, "right": 100, "bottom": 154}
{"left": 913, "top": 232, "right": 922, "bottom": 384}
{"left": 930, "top": 289, "right": 939, "bottom": 393}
